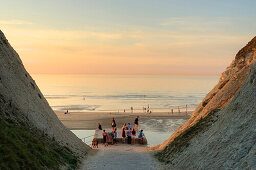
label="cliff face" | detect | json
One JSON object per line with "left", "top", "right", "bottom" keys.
{"left": 156, "top": 37, "right": 256, "bottom": 169}
{"left": 0, "top": 30, "right": 90, "bottom": 157}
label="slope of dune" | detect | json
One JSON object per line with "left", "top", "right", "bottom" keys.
{"left": 156, "top": 37, "right": 256, "bottom": 169}
{"left": 0, "top": 30, "right": 90, "bottom": 168}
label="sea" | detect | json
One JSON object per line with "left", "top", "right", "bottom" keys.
{"left": 32, "top": 74, "right": 219, "bottom": 113}
{"left": 32, "top": 74, "right": 219, "bottom": 146}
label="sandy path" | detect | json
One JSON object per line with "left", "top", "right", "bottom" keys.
{"left": 81, "top": 145, "right": 165, "bottom": 170}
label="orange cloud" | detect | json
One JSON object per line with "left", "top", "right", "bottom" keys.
{"left": 1, "top": 25, "right": 251, "bottom": 75}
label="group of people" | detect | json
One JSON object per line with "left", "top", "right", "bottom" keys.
{"left": 97, "top": 116, "right": 144, "bottom": 147}
{"left": 98, "top": 118, "right": 118, "bottom": 147}
{"left": 121, "top": 122, "right": 144, "bottom": 145}
{"left": 101, "top": 128, "right": 117, "bottom": 146}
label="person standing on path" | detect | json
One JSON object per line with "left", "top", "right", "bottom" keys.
{"left": 102, "top": 130, "right": 108, "bottom": 147}
{"left": 111, "top": 117, "right": 116, "bottom": 131}
{"left": 134, "top": 116, "right": 139, "bottom": 132}
{"left": 98, "top": 122, "right": 102, "bottom": 130}
{"left": 127, "top": 123, "right": 132, "bottom": 129}
{"left": 106, "top": 132, "right": 110, "bottom": 146}
{"left": 131, "top": 128, "right": 136, "bottom": 144}
{"left": 112, "top": 128, "right": 117, "bottom": 145}
{"left": 122, "top": 124, "right": 126, "bottom": 143}
{"left": 138, "top": 130, "right": 144, "bottom": 144}
{"left": 127, "top": 128, "right": 132, "bottom": 144}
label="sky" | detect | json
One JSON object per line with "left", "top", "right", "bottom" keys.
{"left": 0, "top": 0, "right": 255, "bottom": 75}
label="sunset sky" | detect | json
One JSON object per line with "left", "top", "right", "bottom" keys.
{"left": 1, "top": 0, "right": 255, "bottom": 75}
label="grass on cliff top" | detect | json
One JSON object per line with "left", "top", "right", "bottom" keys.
{"left": 155, "top": 109, "right": 219, "bottom": 163}
{"left": 0, "top": 117, "right": 79, "bottom": 170}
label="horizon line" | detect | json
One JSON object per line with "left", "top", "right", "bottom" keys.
{"left": 30, "top": 73, "right": 220, "bottom": 76}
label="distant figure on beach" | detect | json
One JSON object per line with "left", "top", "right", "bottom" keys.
{"left": 131, "top": 106, "right": 133, "bottom": 113}
{"left": 111, "top": 117, "right": 116, "bottom": 131}
{"left": 124, "top": 109, "right": 125, "bottom": 113}
{"left": 122, "top": 124, "right": 126, "bottom": 143}
{"left": 98, "top": 123, "right": 102, "bottom": 130}
{"left": 138, "top": 130, "right": 144, "bottom": 144}
{"left": 134, "top": 116, "right": 139, "bottom": 131}
{"left": 64, "top": 109, "right": 69, "bottom": 114}
{"left": 102, "top": 130, "right": 108, "bottom": 147}
{"left": 147, "top": 104, "right": 150, "bottom": 113}
{"left": 132, "top": 128, "right": 136, "bottom": 144}
{"left": 127, "top": 128, "right": 132, "bottom": 144}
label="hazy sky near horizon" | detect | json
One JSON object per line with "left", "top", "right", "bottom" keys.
{"left": 0, "top": 0, "right": 255, "bottom": 75}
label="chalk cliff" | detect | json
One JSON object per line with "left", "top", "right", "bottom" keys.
{"left": 0, "top": 30, "right": 90, "bottom": 158}
{"left": 156, "top": 36, "right": 256, "bottom": 169}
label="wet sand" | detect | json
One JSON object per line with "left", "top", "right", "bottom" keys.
{"left": 55, "top": 111, "right": 190, "bottom": 130}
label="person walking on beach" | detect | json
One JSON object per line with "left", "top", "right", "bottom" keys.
{"left": 134, "top": 116, "right": 139, "bottom": 131}
{"left": 132, "top": 128, "right": 136, "bottom": 145}
{"left": 98, "top": 123, "right": 102, "bottom": 130}
{"left": 111, "top": 117, "right": 116, "bottom": 131}
{"left": 131, "top": 106, "right": 133, "bottom": 113}
{"left": 102, "top": 130, "right": 108, "bottom": 147}
{"left": 64, "top": 109, "right": 69, "bottom": 114}
{"left": 121, "top": 124, "right": 126, "bottom": 143}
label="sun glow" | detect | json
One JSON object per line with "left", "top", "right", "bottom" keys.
{"left": 1, "top": 0, "right": 255, "bottom": 75}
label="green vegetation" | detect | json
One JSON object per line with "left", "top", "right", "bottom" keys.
{"left": 156, "top": 109, "right": 220, "bottom": 163}
{"left": 0, "top": 117, "right": 79, "bottom": 170}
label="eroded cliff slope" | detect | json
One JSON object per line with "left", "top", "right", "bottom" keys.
{"left": 156, "top": 37, "right": 256, "bottom": 169}
{"left": 0, "top": 30, "right": 90, "bottom": 164}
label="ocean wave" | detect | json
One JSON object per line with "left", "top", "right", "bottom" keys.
{"left": 45, "top": 93, "right": 204, "bottom": 101}
{"left": 52, "top": 104, "right": 100, "bottom": 111}
{"left": 45, "top": 94, "right": 84, "bottom": 99}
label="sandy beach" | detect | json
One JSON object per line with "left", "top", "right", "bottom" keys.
{"left": 55, "top": 111, "right": 190, "bottom": 130}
